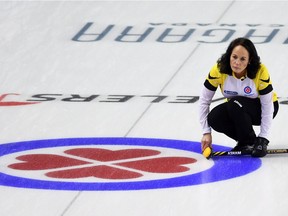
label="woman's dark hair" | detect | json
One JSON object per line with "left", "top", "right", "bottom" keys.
{"left": 217, "top": 37, "right": 261, "bottom": 79}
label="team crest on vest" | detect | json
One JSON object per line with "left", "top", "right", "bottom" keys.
{"left": 244, "top": 86, "right": 252, "bottom": 95}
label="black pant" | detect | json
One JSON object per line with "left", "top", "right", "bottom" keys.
{"left": 207, "top": 96, "right": 279, "bottom": 142}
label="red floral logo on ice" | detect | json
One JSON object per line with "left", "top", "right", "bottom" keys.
{"left": 8, "top": 148, "right": 197, "bottom": 180}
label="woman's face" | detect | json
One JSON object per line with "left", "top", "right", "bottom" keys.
{"left": 230, "top": 45, "right": 250, "bottom": 77}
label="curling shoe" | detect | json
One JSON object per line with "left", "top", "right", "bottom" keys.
{"left": 251, "top": 137, "right": 269, "bottom": 157}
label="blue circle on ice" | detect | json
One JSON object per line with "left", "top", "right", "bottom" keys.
{"left": 0, "top": 137, "right": 261, "bottom": 190}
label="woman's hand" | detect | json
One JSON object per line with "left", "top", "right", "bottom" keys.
{"left": 201, "top": 133, "right": 212, "bottom": 152}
